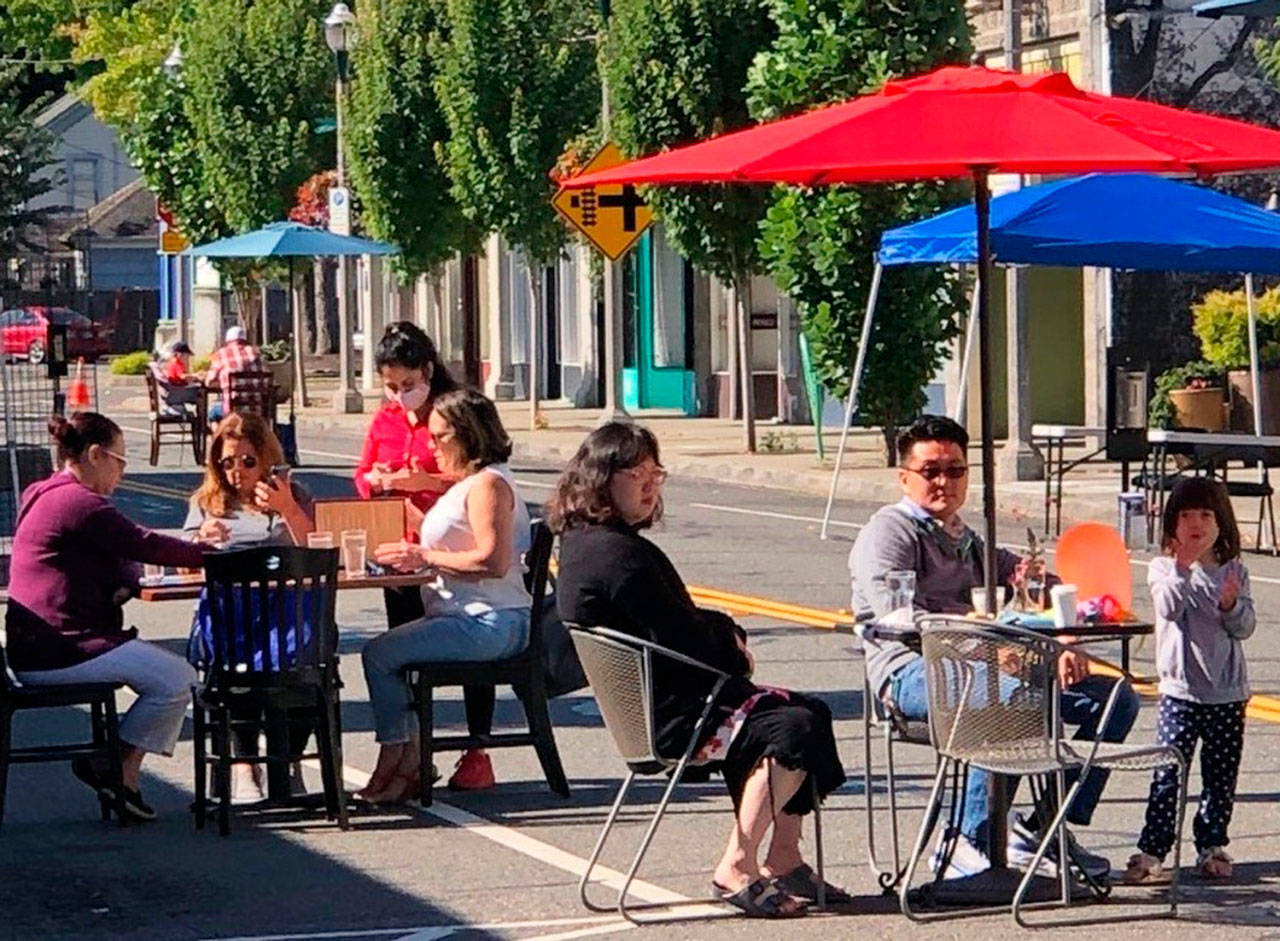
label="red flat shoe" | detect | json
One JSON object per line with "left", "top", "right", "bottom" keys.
{"left": 447, "top": 750, "right": 495, "bottom": 790}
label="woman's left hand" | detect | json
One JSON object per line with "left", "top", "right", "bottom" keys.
{"left": 375, "top": 539, "right": 429, "bottom": 572}
{"left": 381, "top": 459, "right": 450, "bottom": 494}
{"left": 254, "top": 472, "right": 297, "bottom": 515}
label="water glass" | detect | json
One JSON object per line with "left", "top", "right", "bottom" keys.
{"left": 885, "top": 569, "right": 917, "bottom": 612}
{"left": 971, "top": 585, "right": 1008, "bottom": 617}
{"left": 143, "top": 562, "right": 165, "bottom": 584}
{"left": 307, "top": 531, "right": 334, "bottom": 550}
{"left": 341, "top": 529, "right": 367, "bottom": 576}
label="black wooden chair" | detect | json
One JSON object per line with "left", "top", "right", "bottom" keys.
{"left": 226, "top": 369, "right": 278, "bottom": 425}
{"left": 404, "top": 520, "right": 569, "bottom": 806}
{"left": 191, "top": 546, "right": 347, "bottom": 835}
{"left": 0, "top": 613, "right": 128, "bottom": 827}
{"left": 145, "top": 367, "right": 203, "bottom": 465}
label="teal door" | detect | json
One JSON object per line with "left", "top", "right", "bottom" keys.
{"left": 621, "top": 230, "right": 697, "bottom": 414}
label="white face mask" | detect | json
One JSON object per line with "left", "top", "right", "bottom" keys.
{"left": 386, "top": 384, "right": 430, "bottom": 412}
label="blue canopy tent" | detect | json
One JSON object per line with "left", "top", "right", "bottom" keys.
{"left": 821, "top": 173, "right": 1280, "bottom": 536}
{"left": 1194, "top": 0, "right": 1280, "bottom": 17}
{"left": 188, "top": 222, "right": 397, "bottom": 412}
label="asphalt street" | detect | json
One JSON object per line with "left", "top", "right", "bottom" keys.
{"left": 1, "top": 419, "right": 1278, "bottom": 939}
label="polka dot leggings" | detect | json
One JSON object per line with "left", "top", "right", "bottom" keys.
{"left": 1137, "top": 695, "right": 1246, "bottom": 860}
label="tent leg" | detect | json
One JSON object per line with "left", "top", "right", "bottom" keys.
{"left": 1246, "top": 273, "right": 1263, "bottom": 434}
{"left": 819, "top": 261, "right": 882, "bottom": 540}
{"left": 953, "top": 281, "right": 980, "bottom": 424}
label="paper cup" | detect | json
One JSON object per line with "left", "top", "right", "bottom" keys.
{"left": 970, "top": 585, "right": 1008, "bottom": 617}
{"left": 1051, "top": 584, "right": 1079, "bottom": 628}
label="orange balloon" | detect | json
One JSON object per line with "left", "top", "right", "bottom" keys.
{"left": 1053, "top": 522, "right": 1132, "bottom": 612}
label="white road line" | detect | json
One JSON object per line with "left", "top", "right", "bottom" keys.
{"left": 206, "top": 915, "right": 628, "bottom": 941}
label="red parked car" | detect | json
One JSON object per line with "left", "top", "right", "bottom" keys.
{"left": 0, "top": 306, "right": 112, "bottom": 364}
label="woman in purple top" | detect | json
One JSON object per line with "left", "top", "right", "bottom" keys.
{"left": 7, "top": 412, "right": 217, "bottom": 821}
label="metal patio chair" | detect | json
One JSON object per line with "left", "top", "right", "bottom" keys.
{"left": 567, "top": 624, "right": 827, "bottom": 924}
{"left": 900, "top": 616, "right": 1187, "bottom": 928}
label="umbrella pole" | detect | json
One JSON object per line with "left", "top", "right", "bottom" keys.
{"left": 953, "top": 277, "right": 980, "bottom": 425}
{"left": 973, "top": 171, "right": 999, "bottom": 597}
{"left": 819, "top": 260, "right": 882, "bottom": 540}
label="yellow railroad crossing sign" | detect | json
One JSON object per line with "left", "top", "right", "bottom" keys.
{"left": 552, "top": 142, "right": 653, "bottom": 261}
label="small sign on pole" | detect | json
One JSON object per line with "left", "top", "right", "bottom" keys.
{"left": 328, "top": 186, "right": 352, "bottom": 236}
{"left": 157, "top": 203, "right": 190, "bottom": 254}
{"left": 552, "top": 143, "right": 653, "bottom": 260}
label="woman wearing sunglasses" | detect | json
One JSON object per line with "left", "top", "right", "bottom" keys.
{"left": 183, "top": 412, "right": 316, "bottom": 802}
{"left": 7, "top": 412, "right": 223, "bottom": 821}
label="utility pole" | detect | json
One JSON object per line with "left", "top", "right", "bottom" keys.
{"left": 597, "top": 0, "right": 631, "bottom": 425}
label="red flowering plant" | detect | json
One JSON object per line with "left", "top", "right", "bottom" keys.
{"left": 289, "top": 170, "right": 339, "bottom": 227}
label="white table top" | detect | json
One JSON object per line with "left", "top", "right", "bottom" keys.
{"left": 1147, "top": 429, "right": 1280, "bottom": 448}
{"left": 1031, "top": 424, "right": 1107, "bottom": 439}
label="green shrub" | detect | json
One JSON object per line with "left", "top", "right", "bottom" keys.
{"left": 1192, "top": 286, "right": 1280, "bottom": 368}
{"left": 1149, "top": 361, "right": 1225, "bottom": 429}
{"left": 260, "top": 339, "right": 291, "bottom": 362}
{"left": 193, "top": 354, "right": 211, "bottom": 372}
{"left": 109, "top": 351, "right": 154, "bottom": 376}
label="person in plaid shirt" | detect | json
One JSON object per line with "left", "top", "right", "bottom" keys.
{"left": 205, "top": 326, "right": 263, "bottom": 421}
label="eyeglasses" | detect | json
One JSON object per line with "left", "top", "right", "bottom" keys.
{"left": 902, "top": 463, "right": 968, "bottom": 481}
{"left": 619, "top": 465, "right": 669, "bottom": 485}
{"left": 103, "top": 448, "right": 128, "bottom": 469}
{"left": 219, "top": 455, "right": 258, "bottom": 471}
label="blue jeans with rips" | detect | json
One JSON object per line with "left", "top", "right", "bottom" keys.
{"left": 890, "top": 655, "right": 1139, "bottom": 845}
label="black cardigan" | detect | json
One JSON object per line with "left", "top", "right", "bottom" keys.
{"left": 556, "top": 520, "right": 755, "bottom": 759}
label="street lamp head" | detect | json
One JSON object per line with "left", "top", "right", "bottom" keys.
{"left": 163, "top": 42, "right": 184, "bottom": 78}
{"left": 324, "top": 3, "right": 357, "bottom": 53}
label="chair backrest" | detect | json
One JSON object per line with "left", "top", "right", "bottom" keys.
{"left": 568, "top": 626, "right": 659, "bottom": 766}
{"left": 524, "top": 519, "right": 553, "bottom": 649}
{"left": 202, "top": 545, "right": 339, "bottom": 680}
{"left": 227, "top": 369, "right": 276, "bottom": 418}
{"left": 917, "top": 615, "right": 1059, "bottom": 764}
{"left": 145, "top": 367, "right": 162, "bottom": 414}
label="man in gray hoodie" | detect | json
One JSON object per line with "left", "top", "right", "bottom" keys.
{"left": 850, "top": 415, "right": 1138, "bottom": 879}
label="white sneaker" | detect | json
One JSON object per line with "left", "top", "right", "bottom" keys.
{"left": 929, "top": 828, "right": 991, "bottom": 879}
{"left": 1007, "top": 812, "right": 1111, "bottom": 880}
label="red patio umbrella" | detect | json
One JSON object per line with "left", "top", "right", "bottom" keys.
{"left": 565, "top": 65, "right": 1280, "bottom": 601}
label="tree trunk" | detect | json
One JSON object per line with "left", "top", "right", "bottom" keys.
{"left": 233, "top": 283, "right": 260, "bottom": 346}
{"left": 526, "top": 263, "right": 542, "bottom": 431}
{"left": 734, "top": 275, "right": 757, "bottom": 453}
{"left": 292, "top": 268, "right": 310, "bottom": 408}
{"left": 301, "top": 261, "right": 316, "bottom": 357}
{"left": 881, "top": 424, "right": 897, "bottom": 468}
{"left": 314, "top": 258, "right": 336, "bottom": 355}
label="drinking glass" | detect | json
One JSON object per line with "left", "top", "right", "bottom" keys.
{"left": 143, "top": 563, "right": 165, "bottom": 584}
{"left": 307, "top": 531, "right": 334, "bottom": 550}
{"left": 885, "top": 569, "right": 917, "bottom": 612}
{"left": 971, "top": 585, "right": 1008, "bottom": 617}
{"left": 341, "top": 529, "right": 367, "bottom": 575}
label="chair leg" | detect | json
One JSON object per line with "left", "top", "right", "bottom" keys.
{"left": 812, "top": 776, "right": 826, "bottom": 911}
{"left": 417, "top": 677, "right": 435, "bottom": 807}
{"left": 103, "top": 696, "right": 127, "bottom": 828}
{"left": 0, "top": 706, "right": 11, "bottom": 827}
{"left": 149, "top": 423, "right": 159, "bottom": 466}
{"left": 617, "top": 754, "right": 696, "bottom": 925}
{"left": 192, "top": 691, "right": 207, "bottom": 831}
{"left": 520, "top": 675, "right": 570, "bottom": 799}
{"left": 90, "top": 701, "right": 110, "bottom": 822}
{"left": 885, "top": 724, "right": 906, "bottom": 889}
{"left": 1170, "top": 752, "right": 1189, "bottom": 916}
{"left": 216, "top": 706, "right": 232, "bottom": 837}
{"left": 579, "top": 771, "right": 638, "bottom": 913}
{"left": 900, "top": 758, "right": 952, "bottom": 923}
{"left": 315, "top": 685, "right": 348, "bottom": 829}
{"left": 1012, "top": 771, "right": 1088, "bottom": 928}
{"left": 328, "top": 690, "right": 348, "bottom": 830}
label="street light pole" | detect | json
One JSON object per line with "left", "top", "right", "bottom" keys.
{"left": 597, "top": 0, "right": 630, "bottom": 425}
{"left": 326, "top": 2, "right": 363, "bottom": 413}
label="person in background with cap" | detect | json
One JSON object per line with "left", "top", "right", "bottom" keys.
{"left": 154, "top": 341, "right": 203, "bottom": 416}
{"left": 205, "top": 325, "right": 263, "bottom": 424}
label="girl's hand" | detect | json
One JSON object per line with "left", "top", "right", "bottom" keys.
{"left": 404, "top": 497, "right": 426, "bottom": 534}
{"left": 1219, "top": 570, "right": 1241, "bottom": 612}
{"left": 1170, "top": 536, "right": 1205, "bottom": 570}
{"left": 196, "top": 518, "right": 230, "bottom": 545}
{"left": 254, "top": 473, "right": 297, "bottom": 515}
{"left": 374, "top": 539, "right": 428, "bottom": 572}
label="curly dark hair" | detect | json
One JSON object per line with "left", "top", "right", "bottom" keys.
{"left": 546, "top": 422, "right": 663, "bottom": 532}
{"left": 1161, "top": 476, "right": 1241, "bottom": 564}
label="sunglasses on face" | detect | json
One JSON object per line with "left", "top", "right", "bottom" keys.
{"left": 902, "top": 463, "right": 968, "bottom": 481}
{"left": 219, "top": 455, "right": 258, "bottom": 471}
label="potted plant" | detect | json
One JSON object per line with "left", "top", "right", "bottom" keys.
{"left": 1149, "top": 361, "right": 1227, "bottom": 430}
{"left": 1192, "top": 286, "right": 1280, "bottom": 434}
{"left": 260, "top": 339, "right": 294, "bottom": 405}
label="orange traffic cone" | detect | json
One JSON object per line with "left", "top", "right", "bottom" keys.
{"left": 68, "top": 357, "right": 90, "bottom": 409}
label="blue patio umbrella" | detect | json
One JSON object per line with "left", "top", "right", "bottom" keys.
{"left": 187, "top": 222, "right": 398, "bottom": 412}
{"left": 1194, "top": 0, "right": 1280, "bottom": 17}
{"left": 820, "top": 173, "right": 1280, "bottom": 536}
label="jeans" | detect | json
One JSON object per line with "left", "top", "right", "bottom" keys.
{"left": 890, "top": 656, "right": 1139, "bottom": 844}
{"left": 17, "top": 640, "right": 197, "bottom": 756}
{"left": 361, "top": 606, "right": 530, "bottom": 743}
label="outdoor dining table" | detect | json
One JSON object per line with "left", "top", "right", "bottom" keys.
{"left": 859, "top": 614, "right": 1153, "bottom": 902}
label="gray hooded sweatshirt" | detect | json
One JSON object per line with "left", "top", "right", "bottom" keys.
{"left": 1148, "top": 555, "right": 1254, "bottom": 704}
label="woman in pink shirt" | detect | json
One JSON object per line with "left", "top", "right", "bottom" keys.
{"left": 353, "top": 322, "right": 497, "bottom": 790}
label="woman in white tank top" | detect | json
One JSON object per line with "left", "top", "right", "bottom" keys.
{"left": 358, "top": 389, "right": 532, "bottom": 804}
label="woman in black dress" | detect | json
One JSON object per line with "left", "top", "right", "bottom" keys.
{"left": 549, "top": 423, "right": 847, "bottom": 918}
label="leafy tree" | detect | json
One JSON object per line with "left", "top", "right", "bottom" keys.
{"left": 434, "top": 0, "right": 599, "bottom": 427}
{"left": 0, "top": 67, "right": 58, "bottom": 305}
{"left": 747, "top": 0, "right": 971, "bottom": 462}
{"left": 603, "top": 0, "right": 776, "bottom": 450}
{"left": 345, "top": 0, "right": 477, "bottom": 280}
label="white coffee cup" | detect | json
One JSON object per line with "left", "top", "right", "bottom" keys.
{"left": 1051, "top": 583, "right": 1079, "bottom": 628}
